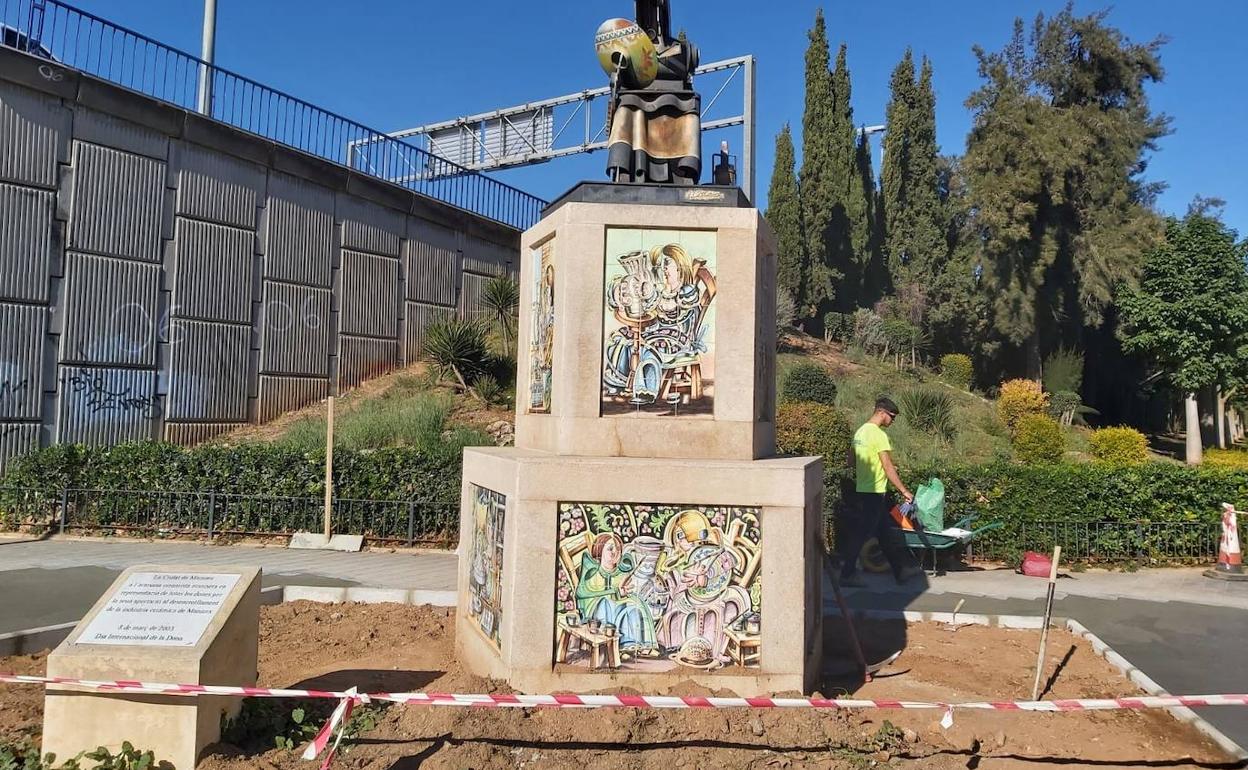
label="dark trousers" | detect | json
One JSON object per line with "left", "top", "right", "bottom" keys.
{"left": 837, "top": 491, "right": 912, "bottom": 579}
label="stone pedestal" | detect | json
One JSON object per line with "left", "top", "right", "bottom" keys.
{"left": 42, "top": 566, "right": 261, "bottom": 769}
{"left": 457, "top": 184, "right": 823, "bottom": 696}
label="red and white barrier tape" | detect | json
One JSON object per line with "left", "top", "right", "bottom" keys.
{"left": 4, "top": 672, "right": 1247, "bottom": 765}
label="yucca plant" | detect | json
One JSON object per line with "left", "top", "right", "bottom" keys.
{"left": 898, "top": 387, "right": 957, "bottom": 442}
{"left": 472, "top": 373, "right": 507, "bottom": 406}
{"left": 423, "top": 317, "right": 489, "bottom": 391}
{"left": 480, "top": 275, "right": 520, "bottom": 356}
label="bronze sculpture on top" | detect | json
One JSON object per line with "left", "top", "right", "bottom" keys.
{"left": 595, "top": 1, "right": 701, "bottom": 185}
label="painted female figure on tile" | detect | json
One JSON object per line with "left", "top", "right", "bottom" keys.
{"left": 527, "top": 239, "right": 555, "bottom": 413}
{"left": 601, "top": 229, "right": 716, "bottom": 417}
{"left": 468, "top": 485, "right": 505, "bottom": 647}
{"left": 555, "top": 503, "right": 761, "bottom": 672}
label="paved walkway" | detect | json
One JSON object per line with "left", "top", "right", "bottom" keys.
{"left": 3, "top": 537, "right": 1246, "bottom": 750}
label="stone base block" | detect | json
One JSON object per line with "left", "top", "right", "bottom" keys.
{"left": 41, "top": 566, "right": 261, "bottom": 769}
{"left": 456, "top": 447, "right": 823, "bottom": 696}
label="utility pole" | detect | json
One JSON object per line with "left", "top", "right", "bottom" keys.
{"left": 197, "top": 0, "right": 217, "bottom": 116}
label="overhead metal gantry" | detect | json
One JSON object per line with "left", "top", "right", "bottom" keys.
{"left": 350, "top": 56, "right": 757, "bottom": 202}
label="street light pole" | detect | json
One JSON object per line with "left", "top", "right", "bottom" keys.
{"left": 196, "top": 0, "right": 217, "bottom": 116}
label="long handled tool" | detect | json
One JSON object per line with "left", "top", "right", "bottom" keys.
{"left": 1030, "top": 545, "right": 1062, "bottom": 700}
{"left": 828, "top": 566, "right": 878, "bottom": 683}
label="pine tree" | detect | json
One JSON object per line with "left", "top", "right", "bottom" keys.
{"left": 964, "top": 8, "right": 1168, "bottom": 376}
{"left": 798, "top": 10, "right": 839, "bottom": 315}
{"left": 765, "top": 124, "right": 804, "bottom": 303}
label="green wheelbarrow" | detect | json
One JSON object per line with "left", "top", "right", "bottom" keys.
{"left": 901, "top": 514, "right": 1004, "bottom": 575}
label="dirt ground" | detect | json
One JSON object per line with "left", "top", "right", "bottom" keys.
{"left": 0, "top": 603, "right": 1235, "bottom": 769}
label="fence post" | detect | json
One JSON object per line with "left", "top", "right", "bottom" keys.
{"left": 407, "top": 502, "right": 415, "bottom": 547}
{"left": 207, "top": 491, "right": 216, "bottom": 540}
{"left": 58, "top": 489, "right": 68, "bottom": 535}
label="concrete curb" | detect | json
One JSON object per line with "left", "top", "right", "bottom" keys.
{"left": 0, "top": 622, "right": 77, "bottom": 656}
{"left": 1065, "top": 618, "right": 1248, "bottom": 761}
{"left": 828, "top": 606, "right": 1248, "bottom": 762}
{"left": 281, "top": 585, "right": 456, "bottom": 607}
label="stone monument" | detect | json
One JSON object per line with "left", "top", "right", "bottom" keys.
{"left": 42, "top": 566, "right": 262, "bottom": 768}
{"left": 455, "top": 1, "right": 824, "bottom": 696}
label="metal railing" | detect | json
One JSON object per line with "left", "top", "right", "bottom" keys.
{"left": 969, "top": 519, "right": 1248, "bottom": 565}
{"left": 0, "top": 487, "right": 458, "bottom": 546}
{"left": 0, "top": 0, "right": 547, "bottom": 230}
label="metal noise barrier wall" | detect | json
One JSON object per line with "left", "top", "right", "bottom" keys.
{"left": 0, "top": 53, "right": 520, "bottom": 471}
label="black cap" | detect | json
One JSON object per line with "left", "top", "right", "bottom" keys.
{"left": 875, "top": 397, "right": 900, "bottom": 417}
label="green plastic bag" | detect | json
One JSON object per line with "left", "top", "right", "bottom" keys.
{"left": 914, "top": 478, "right": 945, "bottom": 532}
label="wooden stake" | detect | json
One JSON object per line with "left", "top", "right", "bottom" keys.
{"left": 1031, "top": 545, "right": 1062, "bottom": 700}
{"left": 323, "top": 396, "right": 335, "bottom": 540}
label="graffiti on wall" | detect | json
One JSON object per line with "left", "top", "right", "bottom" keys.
{"left": 468, "top": 484, "right": 506, "bottom": 648}
{"left": 63, "top": 371, "right": 162, "bottom": 418}
{"left": 601, "top": 229, "right": 717, "bottom": 417}
{"left": 555, "top": 503, "right": 761, "bottom": 672}
{"left": 527, "top": 239, "right": 555, "bottom": 414}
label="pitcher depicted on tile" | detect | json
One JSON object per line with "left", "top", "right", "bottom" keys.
{"left": 601, "top": 228, "right": 717, "bottom": 417}
{"left": 468, "top": 485, "right": 506, "bottom": 647}
{"left": 555, "top": 502, "right": 761, "bottom": 672}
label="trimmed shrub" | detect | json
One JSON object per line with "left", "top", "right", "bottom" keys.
{"left": 0, "top": 442, "right": 464, "bottom": 502}
{"left": 905, "top": 462, "right": 1248, "bottom": 563}
{"left": 780, "top": 363, "right": 838, "bottom": 406}
{"left": 998, "top": 379, "right": 1049, "bottom": 434}
{"left": 939, "top": 354, "right": 974, "bottom": 389}
{"left": 1011, "top": 414, "right": 1066, "bottom": 464}
{"left": 1089, "top": 427, "right": 1149, "bottom": 465}
{"left": 898, "top": 387, "right": 956, "bottom": 441}
{"left": 1205, "top": 448, "right": 1248, "bottom": 470}
{"left": 776, "top": 402, "right": 853, "bottom": 459}
{"left": 776, "top": 402, "right": 854, "bottom": 538}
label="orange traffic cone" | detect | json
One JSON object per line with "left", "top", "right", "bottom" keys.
{"left": 1204, "top": 503, "right": 1248, "bottom": 581}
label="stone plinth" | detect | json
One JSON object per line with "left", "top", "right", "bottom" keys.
{"left": 42, "top": 566, "right": 261, "bottom": 769}
{"left": 459, "top": 186, "right": 823, "bottom": 697}
{"left": 514, "top": 197, "right": 777, "bottom": 461}
{"left": 457, "top": 448, "right": 824, "bottom": 695}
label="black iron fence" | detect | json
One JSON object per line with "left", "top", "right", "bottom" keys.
{"left": 0, "top": 487, "right": 458, "bottom": 547}
{"left": 969, "top": 519, "right": 1247, "bottom": 565}
{"left": 0, "top": 0, "right": 547, "bottom": 230}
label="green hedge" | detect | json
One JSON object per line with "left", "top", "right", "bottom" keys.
{"left": 908, "top": 462, "right": 1248, "bottom": 562}
{"left": 0, "top": 442, "right": 462, "bottom": 502}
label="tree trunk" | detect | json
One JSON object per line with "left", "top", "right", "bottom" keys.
{"left": 1026, "top": 329, "right": 1043, "bottom": 381}
{"left": 1216, "top": 390, "right": 1227, "bottom": 450}
{"left": 1185, "top": 392, "right": 1203, "bottom": 466}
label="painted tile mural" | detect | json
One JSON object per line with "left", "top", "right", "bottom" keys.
{"left": 527, "top": 238, "right": 555, "bottom": 413}
{"left": 468, "top": 485, "right": 505, "bottom": 648}
{"left": 601, "top": 228, "right": 717, "bottom": 417}
{"left": 555, "top": 503, "right": 761, "bottom": 672}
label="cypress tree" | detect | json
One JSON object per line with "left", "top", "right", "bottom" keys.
{"left": 882, "top": 51, "right": 944, "bottom": 292}
{"left": 799, "top": 10, "right": 839, "bottom": 315}
{"left": 765, "top": 124, "right": 804, "bottom": 303}
{"left": 823, "top": 44, "right": 877, "bottom": 310}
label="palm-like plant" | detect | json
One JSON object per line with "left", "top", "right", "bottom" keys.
{"left": 480, "top": 275, "right": 520, "bottom": 356}
{"left": 423, "top": 318, "right": 489, "bottom": 391}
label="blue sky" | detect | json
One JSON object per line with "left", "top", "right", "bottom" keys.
{"left": 67, "top": 0, "right": 1248, "bottom": 237}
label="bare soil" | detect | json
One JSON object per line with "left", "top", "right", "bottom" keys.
{"left": 0, "top": 603, "right": 1234, "bottom": 769}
